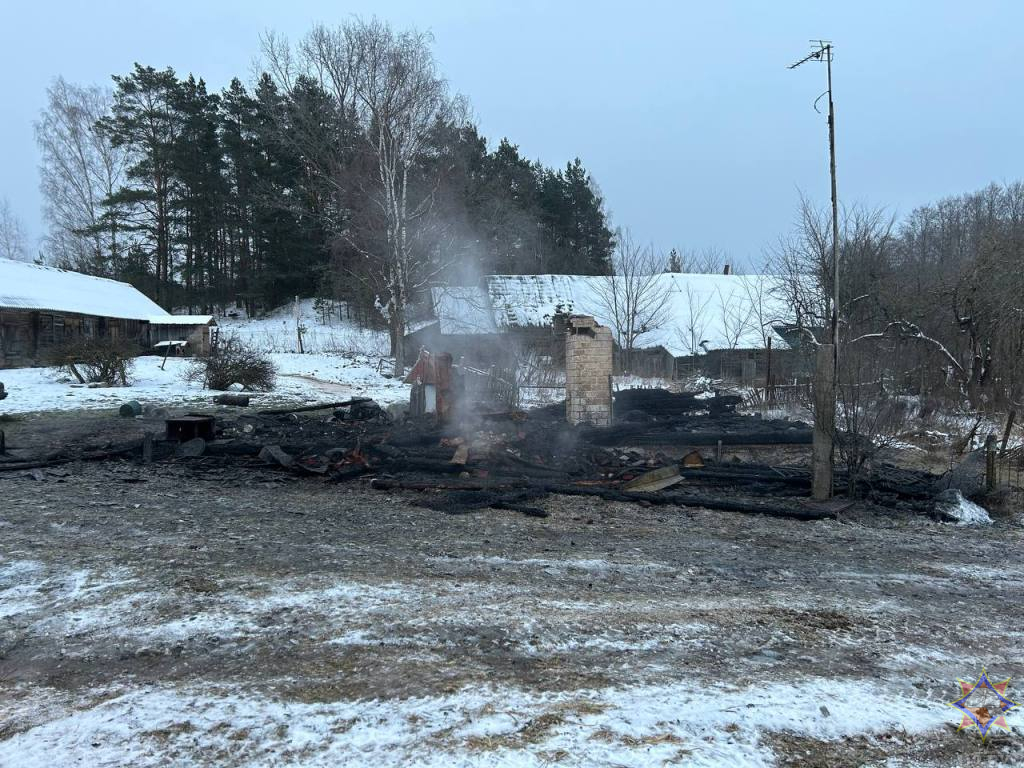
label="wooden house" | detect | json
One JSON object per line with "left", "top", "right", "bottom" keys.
{"left": 0, "top": 258, "right": 167, "bottom": 369}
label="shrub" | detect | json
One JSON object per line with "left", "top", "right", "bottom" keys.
{"left": 58, "top": 337, "right": 136, "bottom": 386}
{"left": 187, "top": 335, "right": 276, "bottom": 391}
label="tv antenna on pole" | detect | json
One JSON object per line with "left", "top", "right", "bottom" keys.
{"left": 790, "top": 39, "right": 839, "bottom": 500}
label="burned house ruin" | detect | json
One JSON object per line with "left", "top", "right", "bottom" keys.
{"left": 405, "top": 273, "right": 803, "bottom": 384}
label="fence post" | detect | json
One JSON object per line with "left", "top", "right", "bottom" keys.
{"left": 985, "top": 433, "right": 998, "bottom": 493}
{"left": 1000, "top": 409, "right": 1016, "bottom": 457}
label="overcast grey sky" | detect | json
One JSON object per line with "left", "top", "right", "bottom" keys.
{"left": 2, "top": 1, "right": 1022, "bottom": 267}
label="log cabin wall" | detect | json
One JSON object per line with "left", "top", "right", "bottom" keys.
{"left": 0, "top": 309, "right": 148, "bottom": 369}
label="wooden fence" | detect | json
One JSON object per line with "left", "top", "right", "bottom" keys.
{"left": 991, "top": 441, "right": 1024, "bottom": 490}
{"left": 743, "top": 382, "right": 813, "bottom": 410}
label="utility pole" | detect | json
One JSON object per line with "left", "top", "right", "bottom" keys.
{"left": 790, "top": 40, "right": 839, "bottom": 500}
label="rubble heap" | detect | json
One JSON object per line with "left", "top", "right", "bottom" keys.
{"left": 1, "top": 388, "right": 951, "bottom": 523}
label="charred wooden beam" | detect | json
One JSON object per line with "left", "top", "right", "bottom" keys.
{"left": 257, "top": 398, "right": 371, "bottom": 416}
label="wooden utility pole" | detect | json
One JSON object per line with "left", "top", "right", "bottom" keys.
{"left": 791, "top": 40, "right": 840, "bottom": 499}
{"left": 812, "top": 343, "right": 835, "bottom": 500}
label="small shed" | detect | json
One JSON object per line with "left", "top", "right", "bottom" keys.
{"left": 147, "top": 315, "right": 217, "bottom": 355}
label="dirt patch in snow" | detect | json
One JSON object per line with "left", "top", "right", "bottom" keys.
{"left": 1, "top": 454, "right": 1022, "bottom": 765}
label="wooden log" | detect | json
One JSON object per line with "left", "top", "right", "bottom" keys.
{"left": 539, "top": 483, "right": 835, "bottom": 521}
{"left": 0, "top": 441, "right": 142, "bottom": 471}
{"left": 176, "top": 438, "right": 207, "bottom": 458}
{"left": 214, "top": 393, "right": 251, "bottom": 407}
{"left": 370, "top": 478, "right": 489, "bottom": 492}
{"left": 257, "top": 398, "right": 371, "bottom": 416}
{"left": 258, "top": 444, "right": 294, "bottom": 467}
{"left": 367, "top": 476, "right": 833, "bottom": 521}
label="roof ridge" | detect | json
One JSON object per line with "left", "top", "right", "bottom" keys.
{"left": 0, "top": 257, "right": 138, "bottom": 288}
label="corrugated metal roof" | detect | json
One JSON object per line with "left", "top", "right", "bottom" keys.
{"left": 148, "top": 315, "right": 215, "bottom": 325}
{"left": 0, "top": 258, "right": 168, "bottom": 320}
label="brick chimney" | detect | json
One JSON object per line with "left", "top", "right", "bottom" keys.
{"left": 565, "top": 315, "right": 613, "bottom": 426}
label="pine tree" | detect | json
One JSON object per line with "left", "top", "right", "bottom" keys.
{"left": 98, "top": 65, "right": 183, "bottom": 307}
{"left": 173, "top": 75, "right": 226, "bottom": 311}
{"left": 220, "top": 78, "right": 260, "bottom": 312}
{"left": 666, "top": 248, "right": 682, "bottom": 273}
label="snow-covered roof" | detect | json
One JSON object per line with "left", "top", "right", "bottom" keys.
{"left": 0, "top": 258, "right": 167, "bottom": 320}
{"left": 148, "top": 315, "right": 215, "bottom": 326}
{"left": 430, "top": 286, "right": 498, "bottom": 335}
{"left": 427, "top": 273, "right": 795, "bottom": 356}
{"left": 489, "top": 273, "right": 795, "bottom": 355}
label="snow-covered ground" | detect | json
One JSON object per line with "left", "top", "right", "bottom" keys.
{"left": 0, "top": 300, "right": 407, "bottom": 415}
{"left": 0, "top": 554, "right": 1002, "bottom": 768}
{"left": 0, "top": 354, "right": 406, "bottom": 415}
{"left": 217, "top": 299, "right": 389, "bottom": 356}
{"left": 0, "top": 674, "right": 954, "bottom": 768}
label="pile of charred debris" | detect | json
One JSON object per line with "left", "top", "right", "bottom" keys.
{"left": 2, "top": 388, "right": 956, "bottom": 523}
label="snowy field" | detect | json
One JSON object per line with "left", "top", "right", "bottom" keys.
{"left": 218, "top": 299, "right": 389, "bottom": 356}
{"left": 0, "top": 300, "right": 407, "bottom": 415}
{"left": 0, "top": 354, "right": 407, "bottom": 415}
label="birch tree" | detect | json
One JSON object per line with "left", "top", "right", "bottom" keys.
{"left": 264, "top": 20, "right": 462, "bottom": 375}
{"left": 35, "top": 78, "right": 128, "bottom": 274}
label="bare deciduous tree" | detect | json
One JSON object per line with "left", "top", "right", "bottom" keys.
{"left": 766, "top": 194, "right": 832, "bottom": 340}
{"left": 834, "top": 339, "right": 912, "bottom": 495}
{"left": 263, "top": 19, "right": 465, "bottom": 375}
{"left": 593, "top": 231, "right": 672, "bottom": 372}
{"left": 35, "top": 77, "right": 127, "bottom": 273}
{"left": 675, "top": 245, "right": 733, "bottom": 274}
{"left": 0, "top": 198, "right": 30, "bottom": 262}
{"left": 675, "top": 284, "right": 714, "bottom": 357}
{"left": 717, "top": 285, "right": 756, "bottom": 350}
{"left": 740, "top": 273, "right": 782, "bottom": 350}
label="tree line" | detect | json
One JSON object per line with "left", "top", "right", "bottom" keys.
{"left": 35, "top": 19, "right": 614, "bottom": 366}
{"left": 772, "top": 181, "right": 1024, "bottom": 410}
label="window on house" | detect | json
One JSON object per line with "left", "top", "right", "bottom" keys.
{"left": 38, "top": 315, "right": 55, "bottom": 347}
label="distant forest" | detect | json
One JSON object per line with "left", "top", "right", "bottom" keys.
{"left": 35, "top": 19, "right": 614, "bottom": 350}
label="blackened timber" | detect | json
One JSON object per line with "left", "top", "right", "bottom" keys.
{"left": 257, "top": 398, "right": 372, "bottom": 416}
